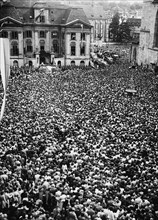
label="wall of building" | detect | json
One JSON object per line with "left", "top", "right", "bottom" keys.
{"left": 1, "top": 4, "right": 92, "bottom": 68}
{"left": 138, "top": 0, "right": 158, "bottom": 65}
{"left": 65, "top": 28, "right": 91, "bottom": 66}
{"left": 89, "top": 19, "right": 106, "bottom": 43}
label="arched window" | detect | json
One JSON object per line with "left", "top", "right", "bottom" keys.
{"left": 26, "top": 39, "right": 32, "bottom": 52}
{"left": 53, "top": 40, "right": 59, "bottom": 53}
{"left": 40, "top": 40, "right": 45, "bottom": 51}
{"left": 154, "top": 11, "right": 158, "bottom": 47}
{"left": 71, "top": 60, "right": 75, "bottom": 66}
{"left": 80, "top": 60, "right": 85, "bottom": 67}
{"left": 11, "top": 41, "right": 19, "bottom": 56}
{"left": 13, "top": 60, "right": 18, "bottom": 67}
{"left": 70, "top": 42, "right": 76, "bottom": 56}
{"left": 58, "top": 60, "right": 61, "bottom": 68}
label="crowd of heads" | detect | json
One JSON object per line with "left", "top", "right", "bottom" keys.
{"left": 0, "top": 62, "right": 158, "bottom": 220}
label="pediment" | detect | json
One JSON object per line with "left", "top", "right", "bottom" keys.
{"left": 65, "top": 19, "right": 92, "bottom": 29}
{"left": 0, "top": 16, "right": 23, "bottom": 25}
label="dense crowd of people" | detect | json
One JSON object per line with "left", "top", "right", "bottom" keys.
{"left": 0, "top": 62, "right": 158, "bottom": 220}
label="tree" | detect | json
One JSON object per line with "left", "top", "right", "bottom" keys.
{"left": 109, "top": 13, "right": 132, "bottom": 43}
{"left": 130, "top": 3, "right": 142, "bottom": 10}
{"left": 109, "top": 12, "right": 120, "bottom": 42}
{"left": 118, "top": 21, "right": 132, "bottom": 43}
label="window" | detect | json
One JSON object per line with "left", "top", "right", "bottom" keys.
{"left": 80, "top": 61, "right": 85, "bottom": 67}
{"left": 40, "top": 45, "right": 45, "bottom": 51}
{"left": 51, "top": 31, "right": 58, "bottom": 38}
{"left": 11, "top": 31, "right": 18, "bottom": 40}
{"left": 58, "top": 60, "right": 61, "bottom": 68}
{"left": 71, "top": 33, "right": 76, "bottom": 40}
{"left": 13, "top": 60, "right": 19, "bottom": 67}
{"left": 40, "top": 15, "right": 45, "bottom": 23}
{"left": 39, "top": 31, "right": 45, "bottom": 38}
{"left": 71, "top": 46, "right": 76, "bottom": 56}
{"left": 71, "top": 60, "right": 75, "bottom": 66}
{"left": 53, "top": 40, "right": 59, "bottom": 53}
{"left": 26, "top": 30, "right": 32, "bottom": 38}
{"left": 26, "top": 39, "right": 32, "bottom": 52}
{"left": 11, "top": 42, "right": 19, "bottom": 56}
{"left": 81, "top": 33, "right": 85, "bottom": 41}
{"left": 154, "top": 11, "right": 158, "bottom": 47}
{"left": 70, "top": 42, "right": 76, "bottom": 56}
{"left": 40, "top": 40, "right": 45, "bottom": 51}
{"left": 1, "top": 31, "right": 8, "bottom": 38}
{"left": 12, "top": 46, "right": 19, "bottom": 56}
{"left": 27, "top": 45, "right": 32, "bottom": 52}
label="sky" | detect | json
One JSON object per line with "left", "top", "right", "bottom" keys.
{"left": 62, "top": 0, "right": 144, "bottom": 3}
{"left": 108, "top": 0, "right": 142, "bottom": 1}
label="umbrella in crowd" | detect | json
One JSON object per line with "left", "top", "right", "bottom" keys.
{"left": 0, "top": 61, "right": 158, "bottom": 220}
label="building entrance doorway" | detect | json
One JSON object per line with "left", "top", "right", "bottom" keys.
{"left": 40, "top": 57, "right": 46, "bottom": 64}
{"left": 40, "top": 51, "right": 51, "bottom": 64}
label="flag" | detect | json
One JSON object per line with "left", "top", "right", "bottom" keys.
{"left": 0, "top": 38, "right": 10, "bottom": 122}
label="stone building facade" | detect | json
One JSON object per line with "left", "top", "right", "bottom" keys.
{"left": 0, "top": 0, "right": 92, "bottom": 67}
{"left": 138, "top": 0, "right": 158, "bottom": 65}
{"left": 82, "top": 5, "right": 110, "bottom": 44}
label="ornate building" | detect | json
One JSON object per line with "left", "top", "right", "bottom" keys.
{"left": 0, "top": 0, "right": 92, "bottom": 67}
{"left": 82, "top": 4, "right": 110, "bottom": 44}
{"left": 138, "top": 0, "right": 158, "bottom": 65}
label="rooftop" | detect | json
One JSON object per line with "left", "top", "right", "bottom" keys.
{"left": 0, "top": 0, "right": 91, "bottom": 26}
{"left": 82, "top": 5, "right": 107, "bottom": 20}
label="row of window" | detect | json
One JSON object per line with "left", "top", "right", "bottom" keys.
{"left": 12, "top": 60, "right": 86, "bottom": 67}
{"left": 71, "top": 45, "right": 86, "bottom": 56}
{"left": 10, "top": 45, "right": 86, "bottom": 56}
{"left": 0, "top": 31, "right": 86, "bottom": 40}
{"left": 24, "top": 31, "right": 59, "bottom": 39}
{"left": 0, "top": 31, "right": 18, "bottom": 39}
{"left": 71, "top": 33, "right": 85, "bottom": 41}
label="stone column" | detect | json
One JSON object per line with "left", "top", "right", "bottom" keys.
{"left": 86, "top": 33, "right": 90, "bottom": 57}
{"left": 18, "top": 31, "right": 23, "bottom": 55}
{"left": 65, "top": 33, "right": 70, "bottom": 56}
{"left": 45, "top": 30, "right": 49, "bottom": 52}
{"left": 36, "top": 52, "right": 40, "bottom": 67}
{"left": 76, "top": 32, "right": 80, "bottom": 57}
{"left": 35, "top": 31, "right": 39, "bottom": 51}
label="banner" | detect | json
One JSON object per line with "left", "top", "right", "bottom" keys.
{"left": 0, "top": 38, "right": 10, "bottom": 122}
